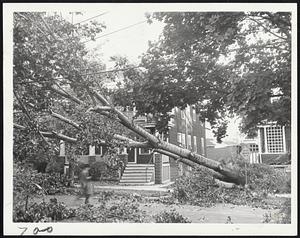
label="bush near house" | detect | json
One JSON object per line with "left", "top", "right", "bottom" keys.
{"left": 171, "top": 157, "right": 290, "bottom": 208}
{"left": 45, "top": 158, "right": 64, "bottom": 174}
{"left": 89, "top": 161, "right": 109, "bottom": 181}
{"left": 222, "top": 157, "right": 291, "bottom": 194}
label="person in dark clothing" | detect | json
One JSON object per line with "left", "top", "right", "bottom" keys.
{"left": 79, "top": 165, "right": 93, "bottom": 204}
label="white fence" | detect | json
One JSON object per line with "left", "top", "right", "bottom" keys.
{"left": 249, "top": 152, "right": 262, "bottom": 164}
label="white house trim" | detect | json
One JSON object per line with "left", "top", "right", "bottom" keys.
{"left": 263, "top": 126, "right": 268, "bottom": 153}
{"left": 282, "top": 126, "right": 286, "bottom": 153}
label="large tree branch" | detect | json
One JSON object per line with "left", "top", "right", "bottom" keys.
{"left": 114, "top": 134, "right": 150, "bottom": 148}
{"left": 48, "top": 85, "right": 83, "bottom": 105}
{"left": 14, "top": 123, "right": 77, "bottom": 143}
{"left": 50, "top": 110, "right": 81, "bottom": 130}
{"left": 92, "top": 90, "right": 161, "bottom": 146}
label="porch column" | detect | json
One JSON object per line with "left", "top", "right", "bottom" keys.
{"left": 60, "top": 140, "right": 69, "bottom": 175}
{"left": 89, "top": 145, "right": 96, "bottom": 164}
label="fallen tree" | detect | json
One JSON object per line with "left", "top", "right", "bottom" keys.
{"left": 12, "top": 12, "right": 247, "bottom": 185}
{"left": 14, "top": 82, "right": 245, "bottom": 185}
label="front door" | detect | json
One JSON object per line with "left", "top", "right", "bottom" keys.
{"left": 127, "top": 148, "right": 136, "bottom": 163}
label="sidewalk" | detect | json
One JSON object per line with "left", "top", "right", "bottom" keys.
{"left": 94, "top": 182, "right": 174, "bottom": 192}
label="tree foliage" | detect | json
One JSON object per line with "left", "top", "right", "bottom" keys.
{"left": 111, "top": 12, "right": 291, "bottom": 141}
{"left": 13, "top": 12, "right": 125, "bottom": 164}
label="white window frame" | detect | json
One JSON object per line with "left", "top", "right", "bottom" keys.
{"left": 200, "top": 137, "right": 205, "bottom": 156}
{"left": 187, "top": 135, "right": 192, "bottom": 150}
{"left": 181, "top": 134, "right": 186, "bottom": 148}
{"left": 193, "top": 136, "right": 197, "bottom": 153}
{"left": 192, "top": 108, "right": 196, "bottom": 121}
{"left": 177, "top": 132, "right": 182, "bottom": 146}
{"left": 181, "top": 110, "right": 185, "bottom": 119}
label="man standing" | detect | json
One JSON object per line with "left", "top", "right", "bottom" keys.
{"left": 79, "top": 165, "right": 94, "bottom": 204}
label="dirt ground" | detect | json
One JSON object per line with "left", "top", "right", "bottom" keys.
{"left": 36, "top": 188, "right": 284, "bottom": 223}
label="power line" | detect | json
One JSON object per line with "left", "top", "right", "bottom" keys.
{"left": 74, "top": 11, "right": 109, "bottom": 25}
{"left": 83, "top": 20, "right": 147, "bottom": 44}
{"left": 79, "top": 66, "right": 143, "bottom": 77}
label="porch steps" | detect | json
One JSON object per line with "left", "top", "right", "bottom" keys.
{"left": 120, "top": 164, "right": 155, "bottom": 185}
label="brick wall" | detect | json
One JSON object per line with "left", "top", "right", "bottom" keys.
{"left": 168, "top": 106, "right": 207, "bottom": 180}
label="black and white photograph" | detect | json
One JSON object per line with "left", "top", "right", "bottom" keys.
{"left": 3, "top": 2, "right": 297, "bottom": 236}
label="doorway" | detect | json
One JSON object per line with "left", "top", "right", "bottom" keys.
{"left": 127, "top": 148, "right": 136, "bottom": 163}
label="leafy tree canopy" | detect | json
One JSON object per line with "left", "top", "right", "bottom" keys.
{"left": 13, "top": 12, "right": 126, "bottom": 163}
{"left": 111, "top": 12, "right": 291, "bottom": 142}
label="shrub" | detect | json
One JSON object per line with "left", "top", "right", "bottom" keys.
{"left": 171, "top": 165, "right": 288, "bottom": 208}
{"left": 45, "top": 159, "right": 64, "bottom": 174}
{"left": 220, "top": 157, "right": 290, "bottom": 194}
{"left": 36, "top": 173, "right": 70, "bottom": 195}
{"left": 89, "top": 161, "right": 108, "bottom": 181}
{"left": 13, "top": 161, "right": 71, "bottom": 214}
{"left": 154, "top": 209, "right": 191, "bottom": 223}
{"left": 76, "top": 200, "right": 145, "bottom": 223}
{"left": 13, "top": 198, "right": 76, "bottom": 222}
{"left": 275, "top": 199, "right": 291, "bottom": 224}
{"left": 73, "top": 162, "right": 87, "bottom": 177}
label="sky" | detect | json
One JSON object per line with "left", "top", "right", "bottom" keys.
{"left": 63, "top": 10, "right": 165, "bottom": 68}
{"left": 62, "top": 9, "right": 244, "bottom": 145}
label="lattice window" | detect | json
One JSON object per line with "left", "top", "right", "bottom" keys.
{"left": 249, "top": 143, "right": 259, "bottom": 152}
{"left": 266, "top": 126, "right": 284, "bottom": 153}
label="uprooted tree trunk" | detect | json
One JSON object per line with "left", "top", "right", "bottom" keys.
{"left": 14, "top": 81, "right": 245, "bottom": 186}
{"left": 89, "top": 91, "right": 246, "bottom": 186}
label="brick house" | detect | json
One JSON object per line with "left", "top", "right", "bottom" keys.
{"left": 63, "top": 105, "right": 206, "bottom": 185}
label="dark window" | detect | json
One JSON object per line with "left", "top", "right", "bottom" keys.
{"left": 140, "top": 148, "right": 151, "bottom": 154}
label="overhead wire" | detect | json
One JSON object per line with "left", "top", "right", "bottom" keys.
{"left": 82, "top": 20, "right": 148, "bottom": 44}
{"left": 74, "top": 11, "right": 109, "bottom": 25}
